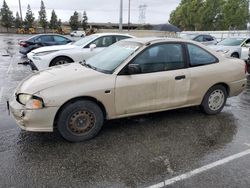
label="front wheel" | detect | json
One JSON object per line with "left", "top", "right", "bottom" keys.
{"left": 57, "top": 100, "right": 104, "bottom": 142}
{"left": 50, "top": 57, "right": 73, "bottom": 67}
{"left": 200, "top": 85, "right": 228, "bottom": 115}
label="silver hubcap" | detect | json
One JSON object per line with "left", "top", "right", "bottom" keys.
{"left": 208, "top": 89, "right": 225, "bottom": 111}
{"left": 55, "top": 60, "right": 68, "bottom": 65}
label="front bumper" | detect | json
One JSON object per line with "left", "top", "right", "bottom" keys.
{"left": 8, "top": 97, "right": 59, "bottom": 132}
{"left": 27, "top": 53, "right": 51, "bottom": 71}
{"left": 28, "top": 59, "right": 38, "bottom": 71}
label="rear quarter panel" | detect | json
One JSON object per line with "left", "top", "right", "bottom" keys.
{"left": 187, "top": 57, "right": 246, "bottom": 105}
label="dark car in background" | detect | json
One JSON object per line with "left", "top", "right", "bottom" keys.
{"left": 180, "top": 33, "right": 217, "bottom": 46}
{"left": 19, "top": 34, "right": 72, "bottom": 55}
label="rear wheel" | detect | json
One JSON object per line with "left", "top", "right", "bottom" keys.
{"left": 57, "top": 100, "right": 104, "bottom": 142}
{"left": 50, "top": 57, "right": 73, "bottom": 67}
{"left": 200, "top": 85, "right": 228, "bottom": 115}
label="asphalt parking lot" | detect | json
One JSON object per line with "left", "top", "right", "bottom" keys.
{"left": 0, "top": 34, "right": 250, "bottom": 188}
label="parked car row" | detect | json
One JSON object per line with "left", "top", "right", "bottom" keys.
{"left": 9, "top": 34, "right": 247, "bottom": 142}
{"left": 27, "top": 33, "right": 133, "bottom": 70}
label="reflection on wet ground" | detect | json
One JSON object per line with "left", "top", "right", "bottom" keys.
{"left": 0, "top": 34, "right": 250, "bottom": 187}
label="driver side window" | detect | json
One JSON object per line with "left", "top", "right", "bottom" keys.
{"left": 130, "top": 43, "right": 185, "bottom": 74}
{"left": 90, "top": 36, "right": 114, "bottom": 48}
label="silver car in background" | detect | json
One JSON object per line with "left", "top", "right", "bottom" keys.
{"left": 180, "top": 33, "right": 217, "bottom": 46}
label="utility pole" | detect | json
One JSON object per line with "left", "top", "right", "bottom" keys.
{"left": 119, "top": 0, "right": 123, "bottom": 31}
{"left": 18, "top": 0, "right": 23, "bottom": 22}
{"left": 128, "top": 0, "right": 131, "bottom": 31}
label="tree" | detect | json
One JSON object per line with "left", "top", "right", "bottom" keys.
{"left": 0, "top": 0, "right": 14, "bottom": 32}
{"left": 82, "top": 11, "right": 88, "bottom": 30}
{"left": 169, "top": 0, "right": 250, "bottom": 31}
{"left": 38, "top": 0, "right": 47, "bottom": 32}
{"left": 69, "top": 11, "right": 80, "bottom": 30}
{"left": 223, "top": 0, "right": 249, "bottom": 30}
{"left": 169, "top": 0, "right": 204, "bottom": 31}
{"left": 24, "top": 4, "right": 35, "bottom": 28}
{"left": 200, "top": 0, "right": 225, "bottom": 30}
{"left": 14, "top": 12, "right": 22, "bottom": 28}
{"left": 49, "top": 9, "right": 58, "bottom": 30}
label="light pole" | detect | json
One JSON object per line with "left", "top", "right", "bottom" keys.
{"left": 128, "top": 0, "right": 131, "bottom": 31}
{"left": 18, "top": 0, "right": 23, "bottom": 22}
{"left": 119, "top": 0, "right": 123, "bottom": 31}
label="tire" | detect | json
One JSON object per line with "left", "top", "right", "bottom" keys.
{"left": 200, "top": 85, "right": 228, "bottom": 115}
{"left": 57, "top": 100, "right": 104, "bottom": 142}
{"left": 50, "top": 56, "right": 73, "bottom": 67}
{"left": 231, "top": 53, "right": 239, "bottom": 58}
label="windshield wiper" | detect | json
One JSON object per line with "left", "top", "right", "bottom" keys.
{"left": 79, "top": 60, "right": 97, "bottom": 70}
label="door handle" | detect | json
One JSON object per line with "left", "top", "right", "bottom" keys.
{"left": 175, "top": 75, "right": 186, "bottom": 80}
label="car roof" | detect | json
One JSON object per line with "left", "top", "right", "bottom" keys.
{"left": 93, "top": 32, "right": 134, "bottom": 37}
{"left": 31, "top": 34, "right": 68, "bottom": 38}
{"left": 122, "top": 37, "right": 194, "bottom": 45}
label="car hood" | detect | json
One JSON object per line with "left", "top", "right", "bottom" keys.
{"left": 208, "top": 45, "right": 240, "bottom": 51}
{"left": 31, "top": 44, "right": 76, "bottom": 53}
{"left": 16, "top": 63, "right": 102, "bottom": 94}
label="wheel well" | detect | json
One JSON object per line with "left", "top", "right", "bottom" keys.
{"left": 231, "top": 52, "right": 239, "bottom": 57}
{"left": 201, "top": 83, "right": 230, "bottom": 104}
{"left": 53, "top": 96, "right": 107, "bottom": 129}
{"left": 49, "top": 56, "right": 74, "bottom": 67}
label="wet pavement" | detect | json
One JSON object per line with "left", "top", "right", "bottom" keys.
{"left": 0, "top": 34, "right": 250, "bottom": 188}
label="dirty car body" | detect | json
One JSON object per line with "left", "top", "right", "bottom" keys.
{"left": 9, "top": 38, "right": 247, "bottom": 142}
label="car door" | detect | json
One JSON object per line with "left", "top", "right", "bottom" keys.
{"left": 114, "top": 43, "right": 191, "bottom": 116}
{"left": 40, "top": 35, "right": 55, "bottom": 46}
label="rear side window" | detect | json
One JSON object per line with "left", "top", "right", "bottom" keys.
{"left": 115, "top": 36, "right": 130, "bottom": 42}
{"left": 187, "top": 44, "right": 217, "bottom": 67}
{"left": 40, "top": 35, "right": 54, "bottom": 42}
{"left": 54, "top": 36, "right": 67, "bottom": 42}
{"left": 194, "top": 35, "right": 203, "bottom": 42}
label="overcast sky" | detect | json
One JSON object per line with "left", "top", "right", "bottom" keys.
{"left": 4, "top": 0, "right": 180, "bottom": 24}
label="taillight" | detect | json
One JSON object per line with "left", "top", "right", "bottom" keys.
{"left": 19, "top": 41, "right": 29, "bottom": 47}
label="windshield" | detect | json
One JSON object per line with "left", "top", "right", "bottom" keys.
{"left": 180, "top": 34, "right": 197, "bottom": 40}
{"left": 72, "top": 35, "right": 98, "bottom": 46}
{"left": 217, "top": 38, "right": 245, "bottom": 46}
{"left": 84, "top": 41, "right": 142, "bottom": 74}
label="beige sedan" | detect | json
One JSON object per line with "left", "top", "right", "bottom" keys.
{"left": 9, "top": 38, "right": 247, "bottom": 142}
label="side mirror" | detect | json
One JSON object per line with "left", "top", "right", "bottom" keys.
{"left": 90, "top": 44, "right": 96, "bottom": 51}
{"left": 128, "top": 64, "right": 141, "bottom": 75}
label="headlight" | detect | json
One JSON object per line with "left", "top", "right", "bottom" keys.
{"left": 34, "top": 50, "right": 58, "bottom": 56}
{"left": 17, "top": 93, "right": 44, "bottom": 109}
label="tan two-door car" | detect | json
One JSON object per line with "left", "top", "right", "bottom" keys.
{"left": 9, "top": 38, "right": 247, "bottom": 142}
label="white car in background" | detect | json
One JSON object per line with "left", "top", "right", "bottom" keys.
{"left": 27, "top": 33, "right": 133, "bottom": 70}
{"left": 209, "top": 37, "right": 250, "bottom": 61}
{"left": 70, "top": 30, "right": 86, "bottom": 37}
